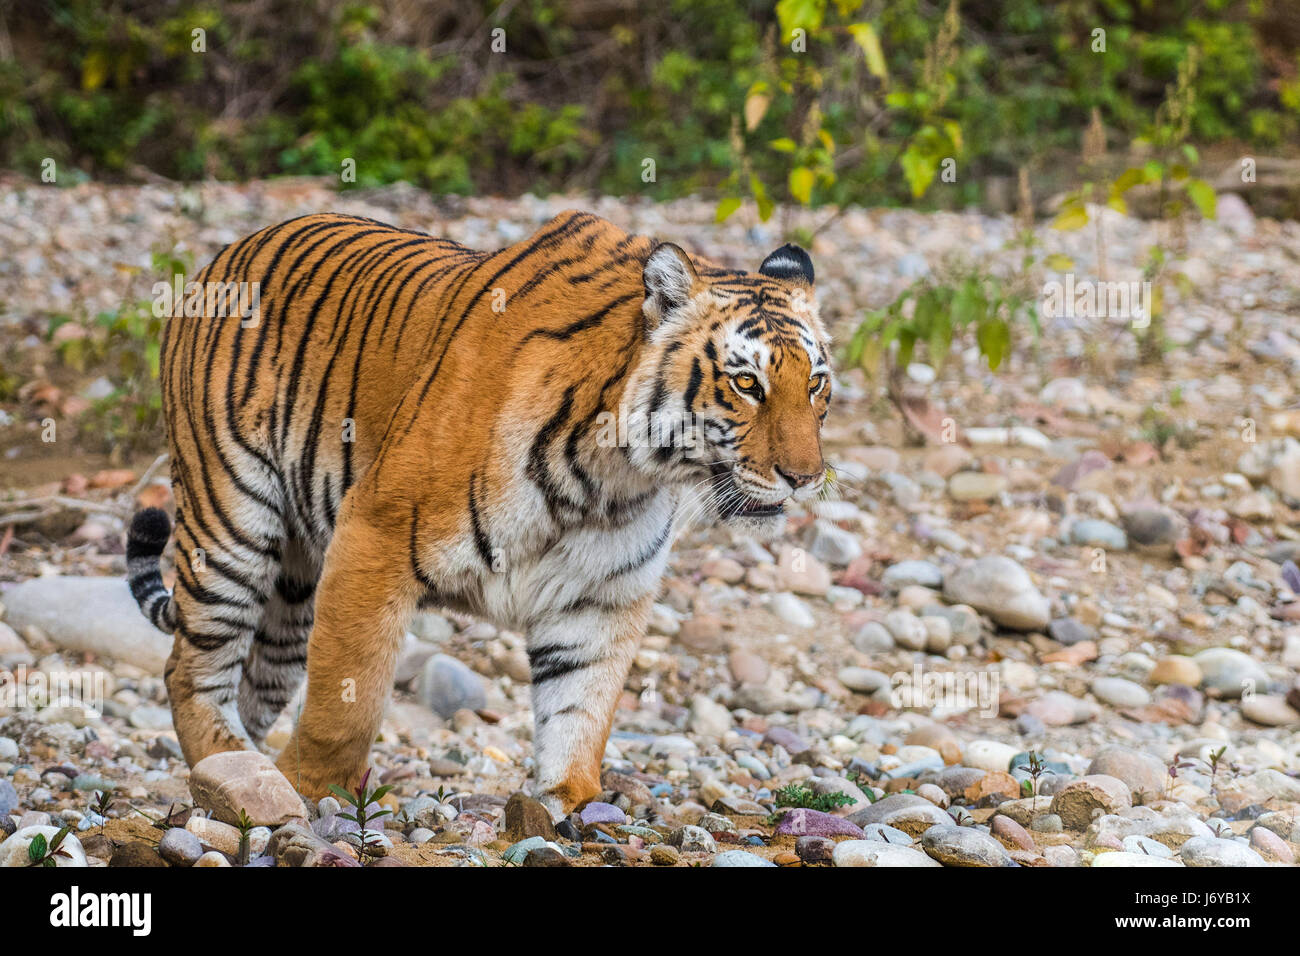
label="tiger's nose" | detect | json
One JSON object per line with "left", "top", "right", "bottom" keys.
{"left": 775, "top": 465, "right": 823, "bottom": 489}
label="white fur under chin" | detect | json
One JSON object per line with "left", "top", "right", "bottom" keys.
{"left": 722, "top": 511, "right": 788, "bottom": 540}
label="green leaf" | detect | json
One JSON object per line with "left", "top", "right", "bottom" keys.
{"left": 715, "top": 197, "right": 742, "bottom": 223}
{"left": 327, "top": 784, "right": 360, "bottom": 807}
{"left": 1185, "top": 179, "right": 1217, "bottom": 219}
{"left": 776, "top": 0, "right": 826, "bottom": 37}
{"left": 900, "top": 142, "right": 938, "bottom": 199}
{"left": 951, "top": 277, "right": 984, "bottom": 327}
{"left": 788, "top": 166, "right": 815, "bottom": 205}
{"left": 942, "top": 120, "right": 962, "bottom": 153}
{"left": 928, "top": 311, "right": 951, "bottom": 371}
{"left": 857, "top": 336, "right": 883, "bottom": 376}
{"left": 49, "top": 826, "right": 71, "bottom": 852}
{"left": 1052, "top": 203, "right": 1089, "bottom": 231}
{"left": 1111, "top": 167, "right": 1145, "bottom": 197}
{"left": 750, "top": 174, "right": 774, "bottom": 222}
{"left": 847, "top": 23, "right": 888, "bottom": 81}
{"left": 768, "top": 137, "right": 798, "bottom": 153}
{"left": 82, "top": 50, "right": 110, "bottom": 91}
{"left": 844, "top": 325, "right": 866, "bottom": 364}
{"left": 913, "top": 289, "right": 938, "bottom": 338}
{"left": 28, "top": 834, "right": 47, "bottom": 863}
{"left": 976, "top": 318, "right": 1011, "bottom": 371}
{"left": 1042, "top": 253, "right": 1074, "bottom": 271}
{"left": 897, "top": 329, "right": 917, "bottom": 368}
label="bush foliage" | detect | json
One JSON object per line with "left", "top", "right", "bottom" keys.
{"left": 3, "top": 0, "right": 1298, "bottom": 206}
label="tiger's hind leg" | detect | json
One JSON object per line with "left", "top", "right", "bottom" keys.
{"left": 238, "top": 536, "right": 322, "bottom": 744}
{"left": 165, "top": 487, "right": 284, "bottom": 767}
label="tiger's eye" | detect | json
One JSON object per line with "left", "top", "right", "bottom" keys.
{"left": 734, "top": 373, "right": 757, "bottom": 391}
{"left": 809, "top": 374, "right": 825, "bottom": 393}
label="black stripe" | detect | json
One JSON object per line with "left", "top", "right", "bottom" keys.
{"left": 526, "top": 384, "right": 584, "bottom": 520}
{"left": 604, "top": 520, "right": 672, "bottom": 581}
{"left": 468, "top": 471, "right": 495, "bottom": 570}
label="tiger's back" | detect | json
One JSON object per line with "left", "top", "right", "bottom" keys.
{"left": 162, "top": 211, "right": 649, "bottom": 552}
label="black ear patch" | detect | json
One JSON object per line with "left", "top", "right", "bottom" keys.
{"left": 758, "top": 243, "right": 814, "bottom": 285}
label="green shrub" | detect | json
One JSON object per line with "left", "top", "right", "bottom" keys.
{"left": 0, "top": 1, "right": 1294, "bottom": 207}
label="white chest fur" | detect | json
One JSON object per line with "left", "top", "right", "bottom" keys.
{"left": 420, "top": 485, "right": 678, "bottom": 632}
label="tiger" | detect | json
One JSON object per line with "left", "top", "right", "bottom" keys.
{"left": 125, "top": 210, "right": 831, "bottom": 818}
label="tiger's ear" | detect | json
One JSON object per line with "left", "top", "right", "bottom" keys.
{"left": 643, "top": 242, "right": 699, "bottom": 329}
{"left": 759, "top": 243, "right": 814, "bottom": 286}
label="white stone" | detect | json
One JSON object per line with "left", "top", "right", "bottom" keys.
{"left": 3, "top": 576, "right": 172, "bottom": 672}
{"left": 944, "top": 556, "right": 1050, "bottom": 631}
{"left": 0, "top": 826, "right": 87, "bottom": 867}
{"left": 832, "top": 840, "right": 941, "bottom": 867}
{"left": 770, "top": 592, "right": 815, "bottom": 629}
{"left": 1091, "top": 850, "right": 1183, "bottom": 867}
{"left": 962, "top": 739, "right": 1019, "bottom": 773}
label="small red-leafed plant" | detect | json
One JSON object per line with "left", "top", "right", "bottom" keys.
{"left": 329, "top": 769, "right": 394, "bottom": 866}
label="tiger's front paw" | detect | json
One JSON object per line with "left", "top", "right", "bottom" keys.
{"left": 536, "top": 779, "right": 601, "bottom": 823}
{"left": 538, "top": 791, "right": 568, "bottom": 824}
{"left": 276, "top": 750, "right": 366, "bottom": 804}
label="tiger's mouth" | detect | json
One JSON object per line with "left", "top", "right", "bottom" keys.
{"left": 709, "top": 461, "right": 785, "bottom": 519}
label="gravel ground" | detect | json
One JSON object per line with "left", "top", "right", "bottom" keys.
{"left": 2, "top": 176, "right": 1300, "bottom": 867}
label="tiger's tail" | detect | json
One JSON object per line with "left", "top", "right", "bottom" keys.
{"left": 127, "top": 507, "right": 177, "bottom": 633}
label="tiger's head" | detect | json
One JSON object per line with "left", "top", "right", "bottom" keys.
{"left": 625, "top": 239, "right": 831, "bottom": 534}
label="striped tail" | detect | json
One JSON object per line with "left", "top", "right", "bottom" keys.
{"left": 127, "top": 507, "right": 177, "bottom": 632}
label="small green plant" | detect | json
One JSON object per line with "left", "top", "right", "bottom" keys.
{"left": 129, "top": 801, "right": 190, "bottom": 831}
{"left": 845, "top": 769, "right": 878, "bottom": 802}
{"left": 845, "top": 245, "right": 1043, "bottom": 441}
{"left": 328, "top": 768, "right": 394, "bottom": 866}
{"left": 88, "top": 790, "right": 113, "bottom": 836}
{"left": 1019, "top": 752, "right": 1055, "bottom": 812}
{"left": 849, "top": 260, "right": 1039, "bottom": 379}
{"left": 1164, "top": 757, "right": 1197, "bottom": 800}
{"left": 771, "top": 783, "right": 855, "bottom": 816}
{"left": 27, "top": 826, "right": 76, "bottom": 867}
{"left": 1204, "top": 745, "right": 1234, "bottom": 799}
{"left": 234, "top": 808, "right": 254, "bottom": 865}
{"left": 1138, "top": 402, "right": 1198, "bottom": 452}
